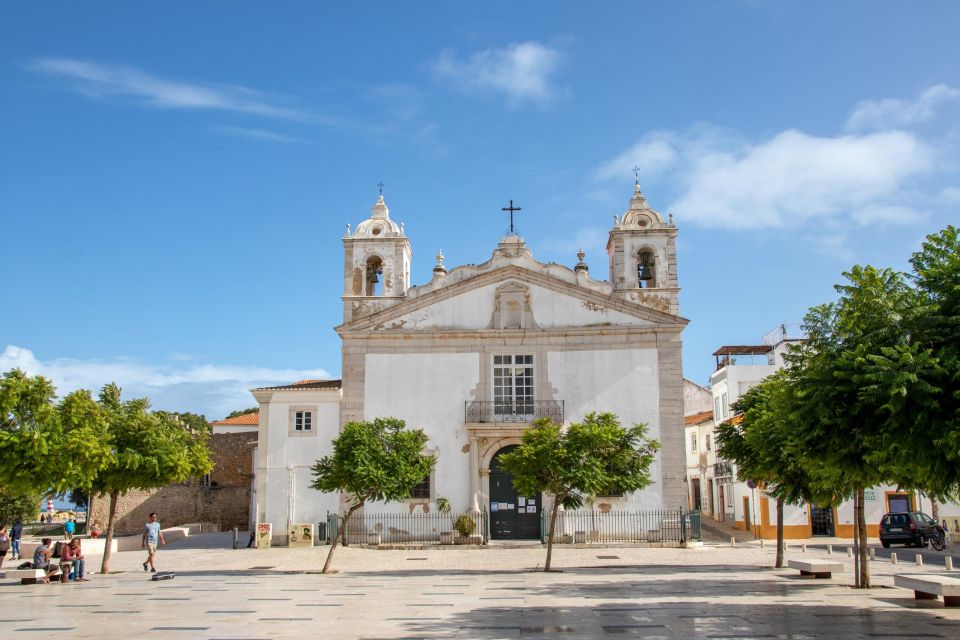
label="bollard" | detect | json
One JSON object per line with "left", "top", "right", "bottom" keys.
{"left": 827, "top": 544, "right": 833, "bottom": 555}
{"left": 731, "top": 536, "right": 736, "bottom": 547}
{"left": 233, "top": 527, "right": 239, "bottom": 550}
{"left": 891, "top": 552, "right": 898, "bottom": 565}
{"left": 946, "top": 557, "right": 954, "bottom": 571}
{"left": 801, "top": 543, "right": 807, "bottom": 553}
{"left": 916, "top": 554, "right": 923, "bottom": 567}
{"left": 869, "top": 548, "right": 875, "bottom": 560}
{"left": 847, "top": 547, "right": 853, "bottom": 558}
{"left": 760, "top": 538, "right": 765, "bottom": 549}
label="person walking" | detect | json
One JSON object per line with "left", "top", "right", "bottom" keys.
{"left": 11, "top": 519, "right": 23, "bottom": 560}
{"left": 0, "top": 525, "right": 10, "bottom": 569}
{"left": 141, "top": 512, "right": 165, "bottom": 573}
{"left": 62, "top": 538, "right": 89, "bottom": 581}
{"left": 64, "top": 518, "right": 76, "bottom": 540}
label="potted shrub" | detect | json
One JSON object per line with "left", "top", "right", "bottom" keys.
{"left": 453, "top": 514, "right": 476, "bottom": 544}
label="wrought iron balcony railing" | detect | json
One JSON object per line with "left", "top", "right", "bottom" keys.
{"left": 464, "top": 400, "right": 564, "bottom": 424}
{"left": 714, "top": 460, "right": 734, "bottom": 479}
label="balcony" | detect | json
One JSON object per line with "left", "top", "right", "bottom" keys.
{"left": 714, "top": 460, "right": 734, "bottom": 479}
{"left": 464, "top": 400, "right": 564, "bottom": 424}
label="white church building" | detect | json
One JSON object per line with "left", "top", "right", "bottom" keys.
{"left": 253, "top": 183, "right": 689, "bottom": 543}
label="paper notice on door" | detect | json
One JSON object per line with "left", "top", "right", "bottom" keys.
{"left": 527, "top": 506, "right": 537, "bottom": 513}
{"left": 518, "top": 497, "right": 526, "bottom": 507}
{"left": 491, "top": 503, "right": 499, "bottom": 512}
{"left": 499, "top": 502, "right": 511, "bottom": 511}
{"left": 528, "top": 499, "right": 536, "bottom": 506}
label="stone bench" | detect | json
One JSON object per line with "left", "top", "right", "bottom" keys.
{"left": 787, "top": 559, "right": 844, "bottom": 579}
{"left": 894, "top": 574, "right": 960, "bottom": 607}
{"left": 1, "top": 568, "right": 53, "bottom": 584}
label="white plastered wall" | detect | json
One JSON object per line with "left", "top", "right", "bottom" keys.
{"left": 364, "top": 352, "right": 481, "bottom": 512}
{"left": 549, "top": 348, "right": 663, "bottom": 509}
{"left": 257, "top": 389, "right": 341, "bottom": 544}
{"left": 385, "top": 282, "right": 652, "bottom": 331}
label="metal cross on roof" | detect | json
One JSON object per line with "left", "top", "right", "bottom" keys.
{"left": 501, "top": 199, "right": 522, "bottom": 235}
{"left": 377, "top": 181, "right": 385, "bottom": 195}
{"left": 632, "top": 165, "right": 641, "bottom": 184}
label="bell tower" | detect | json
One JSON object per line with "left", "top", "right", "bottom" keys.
{"left": 342, "top": 192, "right": 412, "bottom": 323}
{"left": 606, "top": 181, "right": 679, "bottom": 315}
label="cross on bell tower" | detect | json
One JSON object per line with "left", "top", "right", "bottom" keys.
{"left": 501, "top": 199, "right": 522, "bottom": 235}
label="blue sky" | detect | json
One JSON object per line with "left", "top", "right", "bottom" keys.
{"left": 2, "top": 1, "right": 959, "bottom": 419}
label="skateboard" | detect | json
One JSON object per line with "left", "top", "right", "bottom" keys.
{"left": 151, "top": 571, "right": 175, "bottom": 581}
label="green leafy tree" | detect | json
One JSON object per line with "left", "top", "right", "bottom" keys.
{"left": 0, "top": 369, "right": 111, "bottom": 494}
{"left": 716, "top": 371, "right": 831, "bottom": 568}
{"left": 93, "top": 383, "right": 213, "bottom": 574}
{"left": 787, "top": 265, "right": 927, "bottom": 587}
{"left": 225, "top": 408, "right": 259, "bottom": 420}
{"left": 0, "top": 487, "right": 40, "bottom": 525}
{"left": 901, "top": 225, "right": 960, "bottom": 500}
{"left": 310, "top": 417, "right": 435, "bottom": 574}
{"left": 498, "top": 413, "right": 659, "bottom": 572}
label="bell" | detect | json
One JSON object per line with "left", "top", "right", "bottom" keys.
{"left": 639, "top": 263, "right": 653, "bottom": 281}
{"left": 368, "top": 269, "right": 380, "bottom": 284}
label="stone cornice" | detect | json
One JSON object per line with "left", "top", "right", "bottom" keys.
{"left": 335, "top": 265, "right": 688, "bottom": 334}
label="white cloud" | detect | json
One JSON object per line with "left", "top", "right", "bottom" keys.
{"left": 940, "top": 186, "right": 960, "bottom": 204}
{"left": 27, "top": 57, "right": 315, "bottom": 122}
{"left": 433, "top": 41, "right": 564, "bottom": 105}
{"left": 850, "top": 204, "right": 925, "bottom": 227}
{"left": 593, "top": 132, "right": 679, "bottom": 182}
{"left": 846, "top": 84, "right": 960, "bottom": 132}
{"left": 804, "top": 233, "right": 855, "bottom": 262}
{"left": 217, "top": 125, "right": 310, "bottom": 144}
{"left": 0, "top": 345, "right": 332, "bottom": 420}
{"left": 598, "top": 127, "right": 932, "bottom": 230}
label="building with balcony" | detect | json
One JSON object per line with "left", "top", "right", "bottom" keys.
{"left": 707, "top": 326, "right": 954, "bottom": 539}
{"left": 253, "top": 183, "right": 689, "bottom": 543}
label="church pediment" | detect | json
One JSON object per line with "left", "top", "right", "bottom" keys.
{"left": 336, "top": 265, "right": 686, "bottom": 334}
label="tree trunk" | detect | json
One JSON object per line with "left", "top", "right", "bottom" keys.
{"left": 99, "top": 491, "right": 119, "bottom": 575}
{"left": 775, "top": 497, "right": 784, "bottom": 569}
{"left": 544, "top": 498, "right": 562, "bottom": 572}
{"left": 856, "top": 487, "right": 870, "bottom": 588}
{"left": 322, "top": 502, "right": 362, "bottom": 574}
{"left": 931, "top": 497, "right": 939, "bottom": 522}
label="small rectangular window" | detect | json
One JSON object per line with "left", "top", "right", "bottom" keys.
{"left": 410, "top": 474, "right": 431, "bottom": 499}
{"left": 690, "top": 433, "right": 698, "bottom": 452}
{"left": 295, "top": 411, "right": 312, "bottom": 431}
{"left": 705, "top": 435, "right": 712, "bottom": 452}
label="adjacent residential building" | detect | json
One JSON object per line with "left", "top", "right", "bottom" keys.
{"left": 211, "top": 411, "right": 260, "bottom": 435}
{"left": 708, "top": 325, "right": 954, "bottom": 539}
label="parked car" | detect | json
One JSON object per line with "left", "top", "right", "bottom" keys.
{"left": 879, "top": 512, "right": 940, "bottom": 548}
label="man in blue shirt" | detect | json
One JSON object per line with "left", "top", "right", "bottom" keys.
{"left": 141, "top": 512, "right": 165, "bottom": 573}
{"left": 64, "top": 518, "right": 76, "bottom": 540}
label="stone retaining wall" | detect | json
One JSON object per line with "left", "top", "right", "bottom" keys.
{"left": 89, "top": 432, "right": 255, "bottom": 534}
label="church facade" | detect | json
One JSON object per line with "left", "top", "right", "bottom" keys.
{"left": 253, "top": 184, "right": 688, "bottom": 543}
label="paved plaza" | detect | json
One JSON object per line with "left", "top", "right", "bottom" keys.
{"left": 2, "top": 536, "right": 959, "bottom": 639}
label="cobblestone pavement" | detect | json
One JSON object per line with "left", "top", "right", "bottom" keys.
{"left": 2, "top": 538, "right": 959, "bottom": 639}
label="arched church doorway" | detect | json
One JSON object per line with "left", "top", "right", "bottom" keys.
{"left": 489, "top": 445, "right": 541, "bottom": 540}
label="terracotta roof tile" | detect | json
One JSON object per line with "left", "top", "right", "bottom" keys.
{"left": 211, "top": 412, "right": 260, "bottom": 426}
{"left": 684, "top": 410, "right": 713, "bottom": 426}
{"left": 253, "top": 379, "right": 342, "bottom": 391}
